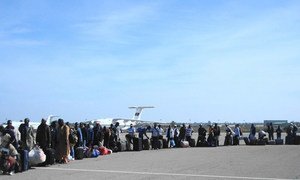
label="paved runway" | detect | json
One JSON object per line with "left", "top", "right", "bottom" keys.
{"left": 2, "top": 143, "right": 300, "bottom": 180}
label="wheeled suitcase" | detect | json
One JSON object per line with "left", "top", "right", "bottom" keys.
{"left": 180, "top": 141, "right": 189, "bottom": 148}
{"left": 18, "top": 149, "right": 29, "bottom": 171}
{"left": 285, "top": 136, "right": 294, "bottom": 145}
{"left": 275, "top": 139, "right": 283, "bottom": 145}
{"left": 39, "top": 148, "right": 55, "bottom": 166}
{"left": 294, "top": 135, "right": 300, "bottom": 145}
{"left": 133, "top": 138, "right": 143, "bottom": 151}
{"left": 244, "top": 137, "right": 250, "bottom": 145}
{"left": 189, "top": 139, "right": 196, "bottom": 147}
{"left": 143, "top": 139, "right": 150, "bottom": 150}
{"left": 75, "top": 147, "right": 84, "bottom": 160}
{"left": 162, "top": 139, "right": 168, "bottom": 148}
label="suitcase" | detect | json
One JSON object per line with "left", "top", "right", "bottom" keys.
{"left": 268, "top": 140, "right": 275, "bottom": 145}
{"left": 162, "top": 139, "right": 168, "bottom": 148}
{"left": 294, "top": 136, "right": 300, "bottom": 145}
{"left": 143, "top": 139, "right": 150, "bottom": 150}
{"left": 126, "top": 141, "right": 133, "bottom": 151}
{"left": 117, "top": 141, "right": 127, "bottom": 152}
{"left": 275, "top": 139, "right": 283, "bottom": 145}
{"left": 75, "top": 147, "right": 84, "bottom": 160}
{"left": 285, "top": 136, "right": 294, "bottom": 145}
{"left": 39, "top": 148, "right": 55, "bottom": 166}
{"left": 18, "top": 149, "right": 29, "bottom": 171}
{"left": 158, "top": 139, "right": 163, "bottom": 149}
{"left": 249, "top": 139, "right": 257, "bottom": 145}
{"left": 180, "top": 141, "right": 189, "bottom": 148}
{"left": 189, "top": 139, "right": 196, "bottom": 147}
{"left": 244, "top": 137, "right": 250, "bottom": 145}
{"left": 133, "top": 138, "right": 143, "bottom": 151}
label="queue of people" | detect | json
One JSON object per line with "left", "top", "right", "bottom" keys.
{"left": 0, "top": 119, "right": 299, "bottom": 176}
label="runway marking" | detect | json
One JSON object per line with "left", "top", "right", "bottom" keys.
{"left": 35, "top": 167, "right": 293, "bottom": 180}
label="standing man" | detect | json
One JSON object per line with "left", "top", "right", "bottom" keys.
{"left": 233, "top": 124, "right": 241, "bottom": 145}
{"left": 185, "top": 124, "right": 193, "bottom": 144}
{"left": 158, "top": 124, "right": 164, "bottom": 139}
{"left": 151, "top": 123, "right": 159, "bottom": 150}
{"left": 19, "top": 118, "right": 35, "bottom": 150}
{"left": 74, "top": 122, "right": 83, "bottom": 148}
{"left": 213, "top": 123, "right": 221, "bottom": 146}
{"left": 276, "top": 125, "right": 282, "bottom": 139}
{"left": 179, "top": 124, "right": 186, "bottom": 142}
{"left": 86, "top": 124, "right": 94, "bottom": 147}
{"left": 267, "top": 123, "right": 274, "bottom": 140}
{"left": 80, "top": 123, "right": 87, "bottom": 147}
{"left": 166, "top": 125, "right": 171, "bottom": 146}
{"left": 114, "top": 122, "right": 121, "bottom": 142}
{"left": 197, "top": 124, "right": 207, "bottom": 145}
{"left": 137, "top": 126, "right": 149, "bottom": 141}
{"left": 36, "top": 118, "right": 51, "bottom": 151}
{"left": 173, "top": 125, "right": 180, "bottom": 147}
{"left": 126, "top": 124, "right": 135, "bottom": 144}
{"left": 93, "top": 122, "right": 103, "bottom": 146}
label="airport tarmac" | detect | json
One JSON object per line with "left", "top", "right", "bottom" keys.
{"left": 2, "top": 138, "right": 300, "bottom": 180}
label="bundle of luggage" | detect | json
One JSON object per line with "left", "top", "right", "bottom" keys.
{"left": 285, "top": 135, "right": 300, "bottom": 145}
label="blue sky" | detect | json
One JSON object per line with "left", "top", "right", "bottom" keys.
{"left": 1, "top": 0, "right": 300, "bottom": 123}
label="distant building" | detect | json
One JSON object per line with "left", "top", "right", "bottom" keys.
{"left": 264, "top": 120, "right": 288, "bottom": 126}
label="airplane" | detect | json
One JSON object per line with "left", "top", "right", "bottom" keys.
{"left": 87, "top": 106, "right": 156, "bottom": 131}
{"left": 2, "top": 115, "right": 59, "bottom": 130}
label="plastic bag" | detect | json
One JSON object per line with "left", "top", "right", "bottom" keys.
{"left": 29, "top": 146, "right": 46, "bottom": 165}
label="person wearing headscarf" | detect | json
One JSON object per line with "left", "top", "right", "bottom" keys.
{"left": 56, "top": 119, "right": 70, "bottom": 163}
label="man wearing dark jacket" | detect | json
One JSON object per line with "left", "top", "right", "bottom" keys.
{"left": 36, "top": 118, "right": 51, "bottom": 151}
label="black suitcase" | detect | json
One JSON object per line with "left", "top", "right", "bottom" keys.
{"left": 45, "top": 148, "right": 55, "bottom": 165}
{"left": 39, "top": 148, "right": 55, "bottom": 166}
{"left": 275, "top": 139, "right": 283, "bottom": 145}
{"left": 117, "top": 141, "right": 127, "bottom": 152}
{"left": 18, "top": 149, "right": 29, "bottom": 171}
{"left": 75, "top": 147, "right": 84, "bottom": 160}
{"left": 143, "top": 139, "right": 150, "bottom": 150}
{"left": 294, "top": 136, "right": 300, "bottom": 145}
{"left": 162, "top": 139, "right": 168, "bottom": 148}
{"left": 189, "top": 139, "right": 196, "bottom": 147}
{"left": 133, "top": 138, "right": 143, "bottom": 151}
{"left": 285, "top": 136, "right": 294, "bottom": 145}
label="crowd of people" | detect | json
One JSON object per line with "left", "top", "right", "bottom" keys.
{"left": 0, "top": 118, "right": 299, "bottom": 176}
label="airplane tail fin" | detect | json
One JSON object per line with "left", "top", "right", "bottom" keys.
{"left": 46, "top": 115, "right": 59, "bottom": 125}
{"left": 128, "top": 106, "right": 154, "bottom": 120}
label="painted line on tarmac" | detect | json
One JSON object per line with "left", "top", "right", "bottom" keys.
{"left": 35, "top": 167, "right": 292, "bottom": 180}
